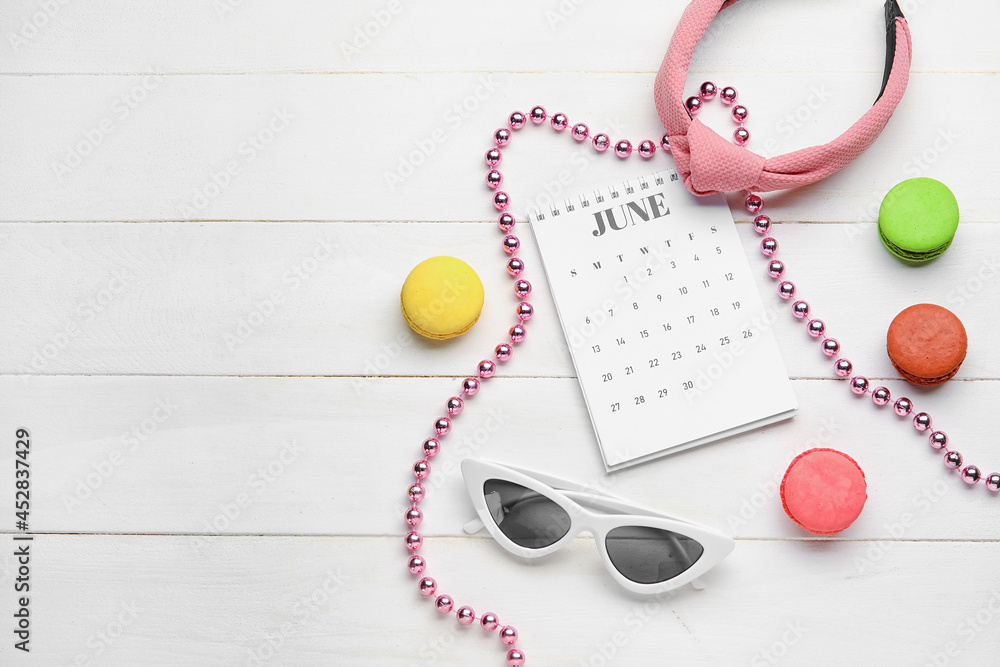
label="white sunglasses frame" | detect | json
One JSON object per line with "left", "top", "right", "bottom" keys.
{"left": 461, "top": 458, "right": 735, "bottom": 594}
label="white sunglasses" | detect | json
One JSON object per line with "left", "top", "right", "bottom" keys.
{"left": 462, "top": 459, "right": 735, "bottom": 594}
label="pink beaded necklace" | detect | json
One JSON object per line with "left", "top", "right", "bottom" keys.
{"left": 402, "top": 106, "right": 672, "bottom": 667}
{"left": 400, "top": 3, "right": 994, "bottom": 665}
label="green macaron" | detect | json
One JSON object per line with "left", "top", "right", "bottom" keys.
{"left": 878, "top": 178, "right": 959, "bottom": 262}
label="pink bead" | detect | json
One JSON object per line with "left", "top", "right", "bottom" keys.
{"left": 456, "top": 606, "right": 476, "bottom": 625}
{"left": 485, "top": 148, "right": 502, "bottom": 166}
{"left": 745, "top": 194, "right": 764, "bottom": 214}
{"left": 499, "top": 626, "right": 518, "bottom": 645}
{"left": 614, "top": 140, "right": 633, "bottom": 158}
{"left": 407, "top": 483, "right": 425, "bottom": 503}
{"left": 486, "top": 170, "right": 503, "bottom": 189}
{"left": 413, "top": 459, "right": 430, "bottom": 479}
{"left": 478, "top": 360, "right": 496, "bottom": 378}
{"left": 753, "top": 215, "right": 771, "bottom": 234}
{"left": 638, "top": 140, "right": 656, "bottom": 158}
{"left": 985, "top": 474, "right": 1000, "bottom": 492}
{"left": 407, "top": 555, "right": 426, "bottom": 574}
{"left": 507, "top": 649, "right": 526, "bottom": 667}
{"left": 929, "top": 431, "right": 948, "bottom": 450}
{"left": 405, "top": 531, "right": 422, "bottom": 551}
{"left": 720, "top": 86, "right": 738, "bottom": 105}
{"left": 494, "top": 128, "right": 511, "bottom": 146}
{"left": 732, "top": 105, "right": 749, "bottom": 123}
{"left": 434, "top": 417, "right": 451, "bottom": 435}
{"left": 894, "top": 398, "right": 913, "bottom": 416}
{"left": 506, "top": 257, "right": 524, "bottom": 276}
{"left": 792, "top": 301, "right": 810, "bottom": 319}
{"left": 550, "top": 112, "right": 568, "bottom": 131}
{"left": 508, "top": 111, "right": 526, "bottom": 129}
{"left": 498, "top": 213, "right": 515, "bottom": 232}
{"left": 480, "top": 613, "right": 500, "bottom": 631}
{"left": 435, "top": 595, "right": 454, "bottom": 613}
{"left": 850, "top": 376, "right": 869, "bottom": 394}
{"left": 529, "top": 106, "right": 546, "bottom": 124}
{"left": 422, "top": 437, "right": 440, "bottom": 457}
{"left": 404, "top": 506, "right": 423, "bottom": 527}
{"left": 592, "top": 133, "right": 610, "bottom": 152}
{"left": 944, "top": 450, "right": 963, "bottom": 469}
{"left": 685, "top": 96, "right": 703, "bottom": 115}
{"left": 961, "top": 465, "right": 982, "bottom": 485}
{"left": 495, "top": 344, "right": 513, "bottom": 362}
{"left": 734, "top": 127, "right": 750, "bottom": 146}
{"left": 834, "top": 359, "right": 853, "bottom": 377}
{"left": 699, "top": 81, "right": 718, "bottom": 100}
{"left": 821, "top": 338, "right": 840, "bottom": 356}
{"left": 766, "top": 260, "right": 785, "bottom": 278}
{"left": 418, "top": 577, "right": 436, "bottom": 596}
{"left": 807, "top": 319, "right": 825, "bottom": 338}
{"left": 446, "top": 396, "right": 464, "bottom": 415}
{"left": 493, "top": 192, "right": 510, "bottom": 211}
{"left": 514, "top": 279, "right": 532, "bottom": 298}
{"left": 502, "top": 235, "right": 520, "bottom": 254}
{"left": 872, "top": 386, "right": 891, "bottom": 406}
{"left": 660, "top": 133, "right": 671, "bottom": 152}
{"left": 509, "top": 324, "right": 526, "bottom": 343}
{"left": 571, "top": 123, "right": 589, "bottom": 141}
{"left": 913, "top": 412, "right": 932, "bottom": 431}
{"left": 760, "top": 238, "right": 778, "bottom": 256}
{"left": 462, "top": 377, "right": 480, "bottom": 396}
{"left": 778, "top": 281, "right": 796, "bottom": 299}
{"left": 515, "top": 303, "right": 534, "bottom": 323}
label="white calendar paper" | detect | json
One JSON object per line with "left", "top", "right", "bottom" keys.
{"left": 529, "top": 170, "right": 797, "bottom": 471}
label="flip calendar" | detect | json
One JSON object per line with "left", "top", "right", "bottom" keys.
{"left": 529, "top": 169, "right": 797, "bottom": 471}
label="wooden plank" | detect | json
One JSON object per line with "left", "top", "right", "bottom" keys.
{"left": 0, "top": 72, "right": 984, "bottom": 223}
{"left": 0, "top": 0, "right": 990, "bottom": 74}
{"left": 3, "top": 375, "right": 997, "bottom": 540}
{"left": 0, "top": 535, "right": 997, "bottom": 665}
{"left": 1, "top": 221, "right": 997, "bottom": 379}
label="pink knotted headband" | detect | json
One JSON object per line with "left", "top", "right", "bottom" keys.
{"left": 654, "top": 0, "right": 912, "bottom": 196}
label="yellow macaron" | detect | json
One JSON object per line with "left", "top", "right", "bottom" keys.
{"left": 400, "top": 256, "right": 485, "bottom": 340}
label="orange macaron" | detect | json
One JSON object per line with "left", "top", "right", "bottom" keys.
{"left": 886, "top": 304, "right": 967, "bottom": 386}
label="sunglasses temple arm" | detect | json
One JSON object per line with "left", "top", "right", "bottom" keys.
{"left": 463, "top": 517, "right": 486, "bottom": 534}
{"left": 559, "top": 490, "right": 709, "bottom": 528}
{"left": 479, "top": 461, "right": 717, "bottom": 529}
{"left": 488, "top": 463, "right": 618, "bottom": 499}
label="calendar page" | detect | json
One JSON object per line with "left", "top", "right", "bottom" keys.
{"left": 529, "top": 169, "right": 797, "bottom": 471}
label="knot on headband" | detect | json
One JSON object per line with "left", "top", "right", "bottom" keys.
{"left": 655, "top": 0, "right": 913, "bottom": 196}
{"left": 672, "top": 120, "right": 765, "bottom": 194}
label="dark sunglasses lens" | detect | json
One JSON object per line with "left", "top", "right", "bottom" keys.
{"left": 483, "top": 479, "right": 571, "bottom": 549}
{"left": 605, "top": 525, "right": 704, "bottom": 584}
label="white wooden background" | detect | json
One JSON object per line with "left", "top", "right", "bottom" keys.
{"left": 1, "top": 1, "right": 999, "bottom": 665}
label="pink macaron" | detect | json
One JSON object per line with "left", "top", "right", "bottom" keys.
{"left": 780, "top": 448, "right": 868, "bottom": 535}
